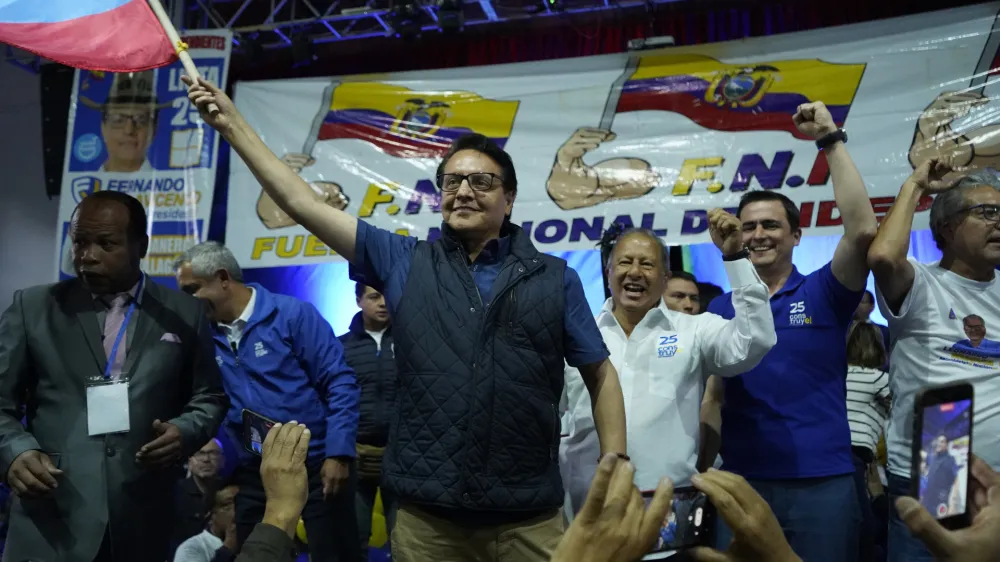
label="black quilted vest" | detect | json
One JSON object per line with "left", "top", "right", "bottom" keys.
{"left": 382, "top": 222, "right": 567, "bottom": 511}
{"left": 338, "top": 313, "right": 397, "bottom": 447}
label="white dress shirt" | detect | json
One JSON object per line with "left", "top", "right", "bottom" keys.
{"left": 220, "top": 288, "right": 257, "bottom": 348}
{"left": 560, "top": 258, "right": 775, "bottom": 517}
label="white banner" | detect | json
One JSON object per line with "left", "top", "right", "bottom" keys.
{"left": 55, "top": 30, "right": 233, "bottom": 281}
{"left": 228, "top": 5, "right": 1000, "bottom": 269}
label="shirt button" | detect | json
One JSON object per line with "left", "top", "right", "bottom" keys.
{"left": 463, "top": 493, "right": 471, "bottom": 502}
{"left": 470, "top": 307, "right": 476, "bottom": 313}
{"left": 105, "top": 446, "right": 116, "bottom": 457}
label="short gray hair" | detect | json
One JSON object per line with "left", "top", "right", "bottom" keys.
{"left": 929, "top": 169, "right": 1000, "bottom": 250}
{"left": 174, "top": 241, "right": 244, "bottom": 282}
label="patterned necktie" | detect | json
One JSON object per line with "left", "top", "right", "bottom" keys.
{"left": 103, "top": 294, "right": 130, "bottom": 380}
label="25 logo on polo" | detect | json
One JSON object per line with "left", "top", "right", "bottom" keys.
{"left": 658, "top": 334, "right": 679, "bottom": 358}
{"left": 254, "top": 342, "right": 268, "bottom": 357}
{"left": 789, "top": 301, "right": 812, "bottom": 326}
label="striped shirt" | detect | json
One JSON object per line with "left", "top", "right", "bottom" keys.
{"left": 846, "top": 365, "right": 891, "bottom": 454}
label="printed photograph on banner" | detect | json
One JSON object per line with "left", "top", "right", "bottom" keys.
{"left": 254, "top": 80, "right": 520, "bottom": 230}
{"left": 55, "top": 31, "right": 233, "bottom": 285}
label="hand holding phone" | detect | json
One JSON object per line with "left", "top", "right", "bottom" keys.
{"left": 911, "top": 382, "right": 974, "bottom": 530}
{"left": 688, "top": 470, "right": 799, "bottom": 562}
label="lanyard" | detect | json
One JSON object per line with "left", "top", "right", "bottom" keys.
{"left": 104, "top": 275, "right": 144, "bottom": 380}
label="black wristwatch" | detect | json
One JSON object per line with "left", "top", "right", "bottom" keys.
{"left": 722, "top": 247, "right": 750, "bottom": 262}
{"left": 816, "top": 128, "right": 847, "bottom": 150}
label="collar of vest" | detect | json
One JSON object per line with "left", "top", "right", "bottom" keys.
{"left": 438, "top": 220, "right": 540, "bottom": 261}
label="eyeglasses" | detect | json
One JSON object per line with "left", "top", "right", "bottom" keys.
{"left": 965, "top": 204, "right": 1000, "bottom": 223}
{"left": 437, "top": 173, "right": 502, "bottom": 192}
{"left": 103, "top": 113, "right": 153, "bottom": 129}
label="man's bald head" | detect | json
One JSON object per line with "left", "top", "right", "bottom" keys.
{"left": 71, "top": 192, "right": 148, "bottom": 294}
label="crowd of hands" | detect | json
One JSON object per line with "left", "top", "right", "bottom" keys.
{"left": 252, "top": 424, "right": 1000, "bottom": 562}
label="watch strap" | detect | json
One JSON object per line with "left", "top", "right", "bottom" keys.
{"left": 722, "top": 247, "right": 750, "bottom": 262}
{"left": 816, "top": 128, "right": 847, "bottom": 150}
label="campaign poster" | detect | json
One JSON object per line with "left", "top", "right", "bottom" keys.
{"left": 54, "top": 30, "right": 233, "bottom": 286}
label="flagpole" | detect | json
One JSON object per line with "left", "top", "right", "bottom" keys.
{"left": 146, "top": 0, "right": 220, "bottom": 114}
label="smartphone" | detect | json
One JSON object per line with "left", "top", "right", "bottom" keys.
{"left": 641, "top": 486, "right": 716, "bottom": 558}
{"left": 242, "top": 409, "right": 278, "bottom": 456}
{"left": 910, "top": 382, "right": 974, "bottom": 529}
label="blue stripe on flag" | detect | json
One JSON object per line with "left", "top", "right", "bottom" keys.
{"left": 0, "top": 0, "right": 132, "bottom": 24}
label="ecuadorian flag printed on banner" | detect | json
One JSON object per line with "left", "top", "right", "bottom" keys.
{"left": 318, "top": 82, "right": 520, "bottom": 159}
{"left": 616, "top": 54, "right": 866, "bottom": 139}
{"left": 0, "top": 0, "right": 176, "bottom": 72}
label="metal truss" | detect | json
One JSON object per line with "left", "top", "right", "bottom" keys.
{"left": 183, "top": 0, "right": 662, "bottom": 48}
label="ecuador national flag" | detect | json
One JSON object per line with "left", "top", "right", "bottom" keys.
{"left": 0, "top": 0, "right": 176, "bottom": 72}
{"left": 616, "top": 54, "right": 866, "bottom": 140}
{"left": 317, "top": 83, "right": 520, "bottom": 159}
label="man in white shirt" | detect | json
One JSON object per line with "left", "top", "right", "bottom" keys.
{"left": 867, "top": 162, "right": 1000, "bottom": 562}
{"left": 560, "top": 211, "right": 776, "bottom": 537}
{"left": 174, "top": 483, "right": 239, "bottom": 562}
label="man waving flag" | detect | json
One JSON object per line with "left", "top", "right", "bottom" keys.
{"left": 0, "top": 0, "right": 177, "bottom": 71}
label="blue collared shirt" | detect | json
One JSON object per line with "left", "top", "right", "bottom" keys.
{"left": 351, "top": 221, "right": 608, "bottom": 368}
{"left": 708, "top": 263, "right": 863, "bottom": 479}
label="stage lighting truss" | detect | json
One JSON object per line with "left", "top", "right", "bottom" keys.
{"left": 182, "top": 0, "right": 668, "bottom": 49}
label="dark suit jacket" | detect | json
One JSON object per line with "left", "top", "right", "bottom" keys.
{"left": 0, "top": 277, "right": 229, "bottom": 562}
{"left": 235, "top": 524, "right": 294, "bottom": 562}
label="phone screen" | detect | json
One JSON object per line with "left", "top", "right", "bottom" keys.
{"left": 918, "top": 398, "right": 971, "bottom": 520}
{"left": 641, "top": 487, "right": 714, "bottom": 558}
{"left": 242, "top": 409, "right": 277, "bottom": 456}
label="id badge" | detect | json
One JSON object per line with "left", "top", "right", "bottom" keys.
{"left": 86, "top": 380, "right": 131, "bottom": 436}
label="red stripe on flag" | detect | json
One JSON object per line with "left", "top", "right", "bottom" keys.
{"left": 0, "top": 0, "right": 176, "bottom": 72}
{"left": 319, "top": 122, "right": 452, "bottom": 159}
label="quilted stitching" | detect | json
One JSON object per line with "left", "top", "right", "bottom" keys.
{"left": 384, "top": 227, "right": 567, "bottom": 510}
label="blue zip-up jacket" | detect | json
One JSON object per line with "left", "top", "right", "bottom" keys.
{"left": 214, "top": 284, "right": 359, "bottom": 464}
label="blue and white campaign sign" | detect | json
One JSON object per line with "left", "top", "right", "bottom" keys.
{"left": 54, "top": 30, "right": 232, "bottom": 282}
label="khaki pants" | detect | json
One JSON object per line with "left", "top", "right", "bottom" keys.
{"left": 392, "top": 503, "right": 565, "bottom": 562}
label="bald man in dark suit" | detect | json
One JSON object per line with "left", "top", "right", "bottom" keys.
{"left": 0, "top": 191, "right": 228, "bottom": 562}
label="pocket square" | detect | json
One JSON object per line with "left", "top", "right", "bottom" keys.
{"left": 160, "top": 333, "right": 181, "bottom": 343}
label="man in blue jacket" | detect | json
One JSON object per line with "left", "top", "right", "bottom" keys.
{"left": 175, "top": 241, "right": 361, "bottom": 561}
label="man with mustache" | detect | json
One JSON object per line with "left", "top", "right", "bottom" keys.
{"left": 185, "top": 77, "right": 627, "bottom": 562}
{"left": 868, "top": 163, "right": 1000, "bottom": 562}
{"left": 706, "top": 101, "right": 879, "bottom": 562}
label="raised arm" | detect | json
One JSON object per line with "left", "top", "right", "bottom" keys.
{"left": 867, "top": 159, "right": 953, "bottom": 314}
{"left": 184, "top": 77, "right": 359, "bottom": 261}
{"left": 700, "top": 209, "right": 776, "bottom": 375}
{"left": 793, "top": 102, "right": 878, "bottom": 291}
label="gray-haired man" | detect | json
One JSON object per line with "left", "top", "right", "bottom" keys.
{"left": 174, "top": 241, "right": 361, "bottom": 561}
{"left": 868, "top": 161, "right": 1000, "bottom": 562}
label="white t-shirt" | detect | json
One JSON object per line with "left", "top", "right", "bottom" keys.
{"left": 366, "top": 328, "right": 385, "bottom": 351}
{"left": 173, "top": 530, "right": 223, "bottom": 562}
{"left": 876, "top": 259, "right": 1000, "bottom": 478}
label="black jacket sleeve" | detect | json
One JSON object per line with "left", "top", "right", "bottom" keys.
{"left": 234, "top": 524, "right": 295, "bottom": 562}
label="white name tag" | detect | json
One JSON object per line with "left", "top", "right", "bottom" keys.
{"left": 87, "top": 382, "right": 131, "bottom": 436}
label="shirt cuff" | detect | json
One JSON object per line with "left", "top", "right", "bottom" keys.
{"left": 723, "top": 258, "right": 761, "bottom": 289}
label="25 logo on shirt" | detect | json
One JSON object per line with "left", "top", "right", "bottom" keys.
{"left": 789, "top": 301, "right": 812, "bottom": 326}
{"left": 658, "top": 335, "right": 679, "bottom": 358}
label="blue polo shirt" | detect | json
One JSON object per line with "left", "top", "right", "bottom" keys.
{"left": 708, "top": 263, "right": 863, "bottom": 479}
{"left": 350, "top": 221, "right": 609, "bottom": 368}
